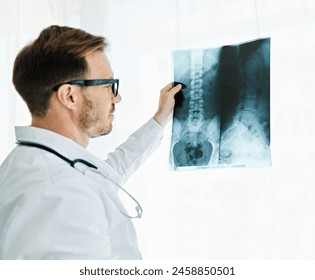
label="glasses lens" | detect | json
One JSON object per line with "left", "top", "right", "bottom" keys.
{"left": 112, "top": 83, "right": 116, "bottom": 96}
{"left": 112, "top": 81, "right": 119, "bottom": 97}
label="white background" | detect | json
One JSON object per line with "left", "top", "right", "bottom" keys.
{"left": 1, "top": 0, "right": 315, "bottom": 259}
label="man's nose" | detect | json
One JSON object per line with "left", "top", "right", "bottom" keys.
{"left": 113, "top": 93, "right": 122, "bottom": 103}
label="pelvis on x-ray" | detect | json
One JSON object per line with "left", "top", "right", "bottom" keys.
{"left": 169, "top": 38, "right": 271, "bottom": 171}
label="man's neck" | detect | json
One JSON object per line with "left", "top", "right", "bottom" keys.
{"left": 31, "top": 114, "right": 89, "bottom": 148}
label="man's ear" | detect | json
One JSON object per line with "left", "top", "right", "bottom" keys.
{"left": 55, "top": 84, "right": 80, "bottom": 111}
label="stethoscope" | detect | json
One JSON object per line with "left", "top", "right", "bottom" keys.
{"left": 16, "top": 141, "right": 143, "bottom": 219}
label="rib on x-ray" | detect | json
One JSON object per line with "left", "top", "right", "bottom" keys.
{"left": 170, "top": 38, "right": 271, "bottom": 170}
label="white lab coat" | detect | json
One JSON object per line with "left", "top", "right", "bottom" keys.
{"left": 0, "top": 118, "right": 163, "bottom": 259}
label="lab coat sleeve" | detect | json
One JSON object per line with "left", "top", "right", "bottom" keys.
{"left": 103, "top": 118, "right": 164, "bottom": 185}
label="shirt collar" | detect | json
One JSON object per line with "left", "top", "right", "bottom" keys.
{"left": 15, "top": 126, "right": 98, "bottom": 168}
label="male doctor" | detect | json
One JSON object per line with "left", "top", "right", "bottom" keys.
{"left": 0, "top": 25, "right": 181, "bottom": 259}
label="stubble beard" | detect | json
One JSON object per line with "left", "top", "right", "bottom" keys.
{"left": 79, "top": 95, "right": 112, "bottom": 139}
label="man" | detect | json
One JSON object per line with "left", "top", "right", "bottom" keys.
{"left": 0, "top": 25, "right": 181, "bottom": 259}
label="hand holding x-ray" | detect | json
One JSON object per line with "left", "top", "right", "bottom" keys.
{"left": 153, "top": 83, "right": 182, "bottom": 127}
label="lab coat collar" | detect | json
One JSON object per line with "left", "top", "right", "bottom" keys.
{"left": 15, "top": 126, "right": 98, "bottom": 168}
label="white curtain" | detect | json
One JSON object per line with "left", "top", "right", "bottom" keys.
{"left": 1, "top": 0, "right": 315, "bottom": 259}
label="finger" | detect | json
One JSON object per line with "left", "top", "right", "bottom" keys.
{"left": 166, "top": 83, "right": 182, "bottom": 96}
{"left": 161, "top": 82, "right": 173, "bottom": 94}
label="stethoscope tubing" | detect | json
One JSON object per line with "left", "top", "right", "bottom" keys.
{"left": 16, "top": 141, "right": 143, "bottom": 219}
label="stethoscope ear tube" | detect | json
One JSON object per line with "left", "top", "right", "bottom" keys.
{"left": 16, "top": 141, "right": 97, "bottom": 169}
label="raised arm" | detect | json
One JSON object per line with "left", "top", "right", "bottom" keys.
{"left": 103, "top": 83, "right": 182, "bottom": 184}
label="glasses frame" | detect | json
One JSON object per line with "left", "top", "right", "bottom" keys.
{"left": 52, "top": 79, "right": 119, "bottom": 97}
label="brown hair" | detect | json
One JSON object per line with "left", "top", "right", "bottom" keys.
{"left": 12, "top": 25, "right": 107, "bottom": 117}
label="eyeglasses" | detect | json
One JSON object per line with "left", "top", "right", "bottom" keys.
{"left": 52, "top": 79, "right": 119, "bottom": 97}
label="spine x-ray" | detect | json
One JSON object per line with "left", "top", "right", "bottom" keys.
{"left": 170, "top": 38, "right": 271, "bottom": 171}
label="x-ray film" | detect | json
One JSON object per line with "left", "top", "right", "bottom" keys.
{"left": 170, "top": 38, "right": 271, "bottom": 171}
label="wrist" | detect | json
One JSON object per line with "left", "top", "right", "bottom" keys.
{"left": 153, "top": 111, "right": 168, "bottom": 127}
